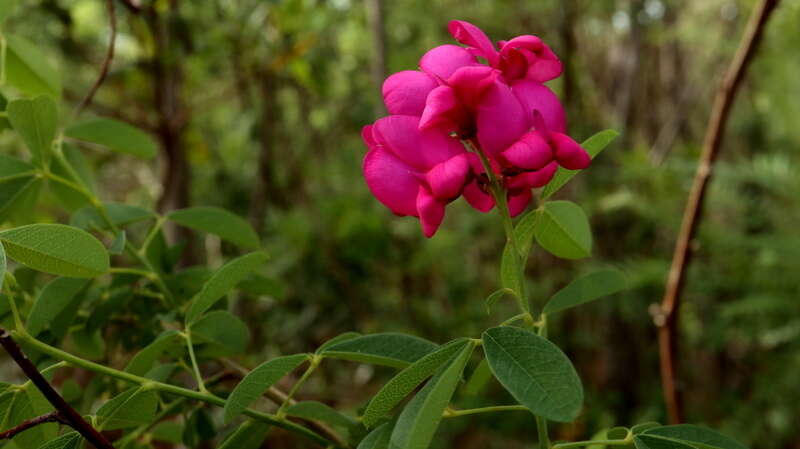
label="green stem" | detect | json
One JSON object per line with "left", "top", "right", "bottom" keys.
{"left": 551, "top": 439, "right": 632, "bottom": 449}
{"left": 277, "top": 355, "right": 319, "bottom": 417}
{"left": 443, "top": 405, "right": 528, "bottom": 418}
{"left": 183, "top": 329, "right": 208, "bottom": 393}
{"left": 537, "top": 415, "right": 551, "bottom": 449}
{"left": 14, "top": 332, "right": 334, "bottom": 447}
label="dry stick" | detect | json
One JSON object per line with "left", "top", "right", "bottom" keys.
{"left": 0, "top": 411, "right": 68, "bottom": 440}
{"left": 73, "top": 0, "right": 117, "bottom": 116}
{"left": 656, "top": 0, "right": 781, "bottom": 425}
{"left": 0, "top": 329, "right": 116, "bottom": 449}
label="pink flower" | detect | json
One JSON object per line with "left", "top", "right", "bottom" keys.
{"left": 362, "top": 115, "right": 473, "bottom": 237}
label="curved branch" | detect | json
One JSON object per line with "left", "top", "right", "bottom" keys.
{"left": 0, "top": 411, "right": 68, "bottom": 440}
{"left": 657, "top": 0, "right": 781, "bottom": 424}
{"left": 74, "top": 0, "right": 117, "bottom": 116}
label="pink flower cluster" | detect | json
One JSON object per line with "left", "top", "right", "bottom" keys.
{"left": 362, "top": 20, "right": 590, "bottom": 237}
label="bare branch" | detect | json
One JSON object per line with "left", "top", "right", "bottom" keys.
{"left": 657, "top": 0, "right": 781, "bottom": 425}
{"left": 74, "top": 0, "right": 117, "bottom": 117}
{"left": 0, "top": 411, "right": 68, "bottom": 440}
{"left": 0, "top": 329, "right": 116, "bottom": 449}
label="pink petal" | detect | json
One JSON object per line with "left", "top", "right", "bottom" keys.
{"left": 417, "top": 187, "right": 446, "bottom": 237}
{"left": 447, "top": 65, "right": 500, "bottom": 107}
{"left": 448, "top": 20, "right": 499, "bottom": 66}
{"left": 506, "top": 161, "right": 558, "bottom": 190}
{"left": 552, "top": 133, "right": 591, "bottom": 169}
{"left": 361, "top": 125, "right": 376, "bottom": 147}
{"left": 525, "top": 44, "right": 563, "bottom": 83}
{"left": 463, "top": 181, "right": 495, "bottom": 212}
{"left": 419, "top": 45, "right": 478, "bottom": 80}
{"left": 508, "top": 190, "right": 533, "bottom": 217}
{"left": 500, "top": 132, "right": 553, "bottom": 170}
{"left": 476, "top": 81, "right": 529, "bottom": 157}
{"left": 499, "top": 36, "right": 562, "bottom": 82}
{"left": 373, "top": 115, "right": 464, "bottom": 169}
{"left": 382, "top": 70, "right": 437, "bottom": 116}
{"left": 511, "top": 80, "right": 567, "bottom": 133}
{"left": 426, "top": 153, "right": 471, "bottom": 200}
{"left": 419, "top": 85, "right": 464, "bottom": 131}
{"left": 363, "top": 148, "right": 421, "bottom": 217}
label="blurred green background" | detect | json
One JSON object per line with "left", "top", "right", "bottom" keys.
{"left": 3, "top": 0, "right": 800, "bottom": 447}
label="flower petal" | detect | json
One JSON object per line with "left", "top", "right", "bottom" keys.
{"left": 552, "top": 133, "right": 591, "bottom": 170}
{"left": 363, "top": 148, "right": 421, "bottom": 217}
{"left": 463, "top": 181, "right": 495, "bottom": 212}
{"left": 499, "top": 36, "right": 562, "bottom": 82}
{"left": 476, "top": 81, "right": 529, "bottom": 156}
{"left": 382, "top": 70, "right": 437, "bottom": 116}
{"left": 448, "top": 20, "right": 499, "bottom": 66}
{"left": 426, "top": 153, "right": 471, "bottom": 200}
{"left": 417, "top": 187, "right": 446, "bottom": 237}
{"left": 373, "top": 115, "right": 465, "bottom": 169}
{"left": 506, "top": 161, "right": 558, "bottom": 190}
{"left": 508, "top": 189, "right": 533, "bottom": 217}
{"left": 511, "top": 80, "right": 567, "bottom": 133}
{"left": 419, "top": 45, "right": 478, "bottom": 80}
{"left": 419, "top": 85, "right": 464, "bottom": 131}
{"left": 500, "top": 132, "right": 553, "bottom": 170}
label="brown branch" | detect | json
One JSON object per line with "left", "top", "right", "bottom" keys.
{"left": 74, "top": 0, "right": 117, "bottom": 117}
{"left": 0, "top": 329, "right": 116, "bottom": 449}
{"left": 656, "top": 0, "right": 781, "bottom": 425}
{"left": 0, "top": 411, "right": 68, "bottom": 440}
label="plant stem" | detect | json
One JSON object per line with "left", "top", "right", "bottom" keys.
{"left": 14, "top": 332, "right": 335, "bottom": 447}
{"left": 183, "top": 329, "right": 208, "bottom": 393}
{"left": 551, "top": 439, "right": 632, "bottom": 449}
{"left": 277, "top": 355, "right": 319, "bottom": 417}
{"left": 536, "top": 415, "right": 551, "bottom": 449}
{"left": 443, "top": 405, "right": 528, "bottom": 418}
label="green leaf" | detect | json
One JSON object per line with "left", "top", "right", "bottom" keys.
{"left": 190, "top": 310, "right": 250, "bottom": 357}
{"left": 48, "top": 145, "right": 95, "bottom": 211}
{"left": 0, "top": 154, "right": 40, "bottom": 222}
{"left": 534, "top": 201, "right": 592, "bottom": 260}
{"left": 643, "top": 425, "right": 747, "bottom": 449}
{"left": 500, "top": 244, "right": 523, "bottom": 299}
{"left": 632, "top": 423, "right": 662, "bottom": 434}
{"left": 7, "top": 96, "right": 58, "bottom": 166}
{"left": 223, "top": 353, "right": 308, "bottom": 423}
{"left": 5, "top": 35, "right": 61, "bottom": 98}
{"left": 185, "top": 251, "right": 268, "bottom": 323}
{"left": 358, "top": 422, "right": 393, "bottom": 449}
{"left": 482, "top": 326, "right": 583, "bottom": 422}
{"left": 70, "top": 202, "right": 155, "bottom": 230}
{"left": 0, "top": 224, "right": 110, "bottom": 277}
{"left": 0, "top": 241, "right": 5, "bottom": 291}
{"left": 316, "top": 331, "right": 361, "bottom": 354}
{"left": 27, "top": 277, "right": 89, "bottom": 337}
{"left": 286, "top": 401, "right": 358, "bottom": 430}
{"left": 542, "top": 129, "right": 619, "bottom": 200}
{"left": 7, "top": 387, "right": 57, "bottom": 448}
{"left": 485, "top": 288, "right": 519, "bottom": 315}
{"left": 464, "top": 358, "right": 493, "bottom": 396}
{"left": 634, "top": 435, "right": 695, "bottom": 449}
{"left": 168, "top": 206, "right": 260, "bottom": 250}
{"left": 36, "top": 432, "right": 82, "bottom": 449}
{"left": 608, "top": 427, "right": 631, "bottom": 440}
{"left": 321, "top": 333, "right": 439, "bottom": 369}
{"left": 389, "top": 342, "right": 474, "bottom": 449}
{"left": 109, "top": 231, "right": 126, "bottom": 255}
{"left": 363, "top": 338, "right": 469, "bottom": 428}
{"left": 543, "top": 269, "right": 627, "bottom": 315}
{"left": 0, "top": 0, "right": 16, "bottom": 23}
{"left": 96, "top": 387, "right": 159, "bottom": 430}
{"left": 125, "top": 330, "right": 184, "bottom": 376}
{"left": 218, "top": 420, "right": 271, "bottom": 449}
{"left": 65, "top": 118, "right": 158, "bottom": 159}
{"left": 238, "top": 275, "right": 286, "bottom": 299}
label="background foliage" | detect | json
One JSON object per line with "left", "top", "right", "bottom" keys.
{"left": 1, "top": 0, "right": 799, "bottom": 448}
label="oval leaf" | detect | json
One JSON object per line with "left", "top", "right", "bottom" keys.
{"left": 542, "top": 129, "right": 619, "bottom": 200}
{"left": 65, "top": 118, "right": 157, "bottom": 159}
{"left": 27, "top": 277, "right": 89, "bottom": 337}
{"left": 0, "top": 224, "right": 110, "bottom": 277}
{"left": 185, "top": 251, "right": 267, "bottom": 323}
{"left": 168, "top": 206, "right": 260, "bottom": 250}
{"left": 544, "top": 269, "right": 627, "bottom": 315}
{"left": 7, "top": 96, "right": 58, "bottom": 165}
{"left": 286, "top": 401, "right": 358, "bottom": 430}
{"left": 363, "top": 338, "right": 469, "bottom": 428}
{"left": 643, "top": 425, "right": 747, "bottom": 449}
{"left": 358, "top": 422, "right": 393, "bottom": 449}
{"left": 96, "top": 387, "right": 159, "bottom": 430}
{"left": 223, "top": 353, "right": 308, "bottom": 423}
{"left": 534, "top": 201, "right": 592, "bottom": 260}
{"left": 218, "top": 420, "right": 271, "bottom": 449}
{"left": 389, "top": 342, "right": 474, "bottom": 449}
{"left": 124, "top": 330, "right": 184, "bottom": 376}
{"left": 190, "top": 310, "right": 250, "bottom": 357}
{"left": 321, "top": 333, "right": 438, "bottom": 369}
{"left": 482, "top": 326, "right": 583, "bottom": 422}
{"left": 634, "top": 435, "right": 696, "bottom": 449}
{"left": 37, "top": 432, "right": 82, "bottom": 449}
{"left": 5, "top": 35, "right": 61, "bottom": 98}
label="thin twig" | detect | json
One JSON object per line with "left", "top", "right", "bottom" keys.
{"left": 74, "top": 0, "right": 117, "bottom": 117}
{"left": 656, "top": 0, "right": 781, "bottom": 424}
{"left": 0, "top": 329, "right": 116, "bottom": 449}
{"left": 0, "top": 411, "right": 68, "bottom": 439}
